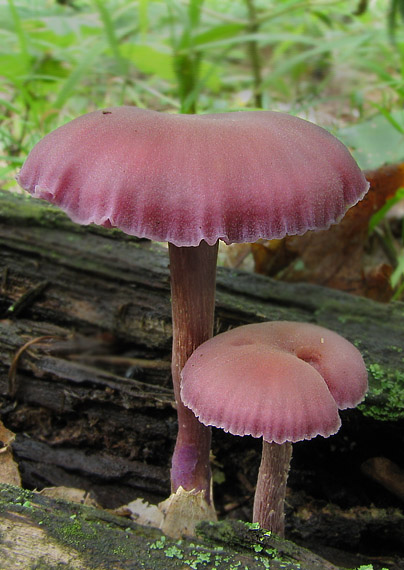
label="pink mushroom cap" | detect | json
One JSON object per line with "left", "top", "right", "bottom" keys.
{"left": 17, "top": 106, "right": 369, "bottom": 247}
{"left": 180, "top": 321, "right": 368, "bottom": 444}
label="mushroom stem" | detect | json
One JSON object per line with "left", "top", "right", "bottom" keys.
{"left": 253, "top": 440, "right": 293, "bottom": 536}
{"left": 168, "top": 240, "right": 219, "bottom": 503}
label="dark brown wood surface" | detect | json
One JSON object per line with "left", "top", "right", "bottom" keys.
{"left": 1, "top": 190, "right": 403, "bottom": 419}
{"left": 1, "top": 190, "right": 403, "bottom": 569}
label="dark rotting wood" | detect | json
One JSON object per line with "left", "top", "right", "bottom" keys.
{"left": 0, "top": 190, "right": 403, "bottom": 569}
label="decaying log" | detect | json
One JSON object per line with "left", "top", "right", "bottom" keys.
{"left": 0, "top": 483, "right": 344, "bottom": 570}
{"left": 0, "top": 190, "right": 403, "bottom": 421}
{"left": 0, "top": 190, "right": 404, "bottom": 568}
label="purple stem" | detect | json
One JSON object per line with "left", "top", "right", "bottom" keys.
{"left": 253, "top": 440, "right": 293, "bottom": 536}
{"left": 168, "top": 240, "right": 219, "bottom": 504}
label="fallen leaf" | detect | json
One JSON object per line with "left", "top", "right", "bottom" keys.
{"left": 0, "top": 421, "right": 21, "bottom": 487}
{"left": 39, "top": 486, "right": 100, "bottom": 507}
{"left": 124, "top": 497, "right": 164, "bottom": 528}
{"left": 251, "top": 162, "right": 404, "bottom": 301}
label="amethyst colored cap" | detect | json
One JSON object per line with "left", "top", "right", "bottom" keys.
{"left": 180, "top": 321, "right": 368, "bottom": 444}
{"left": 17, "top": 107, "right": 369, "bottom": 247}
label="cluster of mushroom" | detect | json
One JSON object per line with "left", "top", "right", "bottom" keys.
{"left": 181, "top": 320, "right": 368, "bottom": 535}
{"left": 18, "top": 106, "right": 369, "bottom": 537}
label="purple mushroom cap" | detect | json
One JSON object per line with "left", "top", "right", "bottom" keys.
{"left": 181, "top": 321, "right": 368, "bottom": 444}
{"left": 17, "top": 106, "right": 369, "bottom": 246}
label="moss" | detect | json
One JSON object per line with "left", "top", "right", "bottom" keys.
{"left": 0, "top": 190, "right": 146, "bottom": 245}
{"left": 164, "top": 545, "right": 184, "bottom": 559}
{"left": 0, "top": 484, "right": 159, "bottom": 568}
{"left": 150, "top": 535, "right": 167, "bottom": 550}
{"left": 0, "top": 191, "right": 73, "bottom": 229}
{"left": 253, "top": 545, "right": 263, "bottom": 553}
{"left": 355, "top": 566, "right": 391, "bottom": 570}
{"left": 3, "top": 485, "right": 303, "bottom": 569}
{"left": 361, "top": 362, "right": 404, "bottom": 421}
{"left": 197, "top": 520, "right": 305, "bottom": 569}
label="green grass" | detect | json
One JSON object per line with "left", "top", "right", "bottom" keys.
{"left": 2, "top": 0, "right": 404, "bottom": 297}
{"left": 1, "top": 1, "right": 399, "bottom": 142}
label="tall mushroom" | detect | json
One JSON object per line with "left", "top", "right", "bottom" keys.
{"left": 17, "top": 106, "right": 368, "bottom": 534}
{"left": 181, "top": 321, "right": 368, "bottom": 536}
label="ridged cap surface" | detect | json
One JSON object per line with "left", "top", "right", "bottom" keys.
{"left": 18, "top": 106, "right": 369, "bottom": 246}
{"left": 181, "top": 321, "right": 368, "bottom": 443}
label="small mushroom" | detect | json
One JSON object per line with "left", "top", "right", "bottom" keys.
{"left": 181, "top": 321, "right": 368, "bottom": 536}
{"left": 17, "top": 107, "right": 368, "bottom": 534}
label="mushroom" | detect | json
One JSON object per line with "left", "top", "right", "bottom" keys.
{"left": 17, "top": 106, "right": 368, "bottom": 533}
{"left": 180, "top": 321, "right": 368, "bottom": 536}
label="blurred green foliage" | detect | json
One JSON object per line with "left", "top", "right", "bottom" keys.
{"left": 2, "top": 0, "right": 404, "bottom": 295}
{"left": 1, "top": 0, "right": 402, "bottom": 166}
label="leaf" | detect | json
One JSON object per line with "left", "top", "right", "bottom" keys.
{"left": 0, "top": 97, "right": 19, "bottom": 113}
{"left": 192, "top": 31, "right": 316, "bottom": 52}
{"left": 0, "top": 52, "right": 30, "bottom": 80}
{"left": 93, "top": 0, "right": 127, "bottom": 76}
{"left": 138, "top": 0, "right": 149, "bottom": 36}
{"left": 30, "top": 28, "right": 77, "bottom": 49}
{"left": 0, "top": 421, "right": 21, "bottom": 487}
{"left": 388, "top": 0, "right": 404, "bottom": 39}
{"left": 391, "top": 254, "right": 404, "bottom": 288}
{"left": 252, "top": 162, "right": 404, "bottom": 301}
{"left": 7, "top": 0, "right": 29, "bottom": 62}
{"left": 369, "top": 187, "right": 404, "bottom": 233}
{"left": 263, "top": 32, "right": 373, "bottom": 87}
{"left": 54, "top": 43, "right": 103, "bottom": 109}
{"left": 372, "top": 104, "right": 404, "bottom": 135}
{"left": 189, "top": 0, "right": 204, "bottom": 29}
{"left": 120, "top": 44, "right": 175, "bottom": 81}
{"left": 192, "top": 23, "right": 244, "bottom": 47}
{"left": 338, "top": 113, "right": 404, "bottom": 170}
{"left": 39, "top": 486, "right": 100, "bottom": 507}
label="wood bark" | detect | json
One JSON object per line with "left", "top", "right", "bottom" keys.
{"left": 1, "top": 190, "right": 403, "bottom": 422}
{"left": 0, "top": 483, "right": 342, "bottom": 570}
{"left": 0, "top": 190, "right": 404, "bottom": 568}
